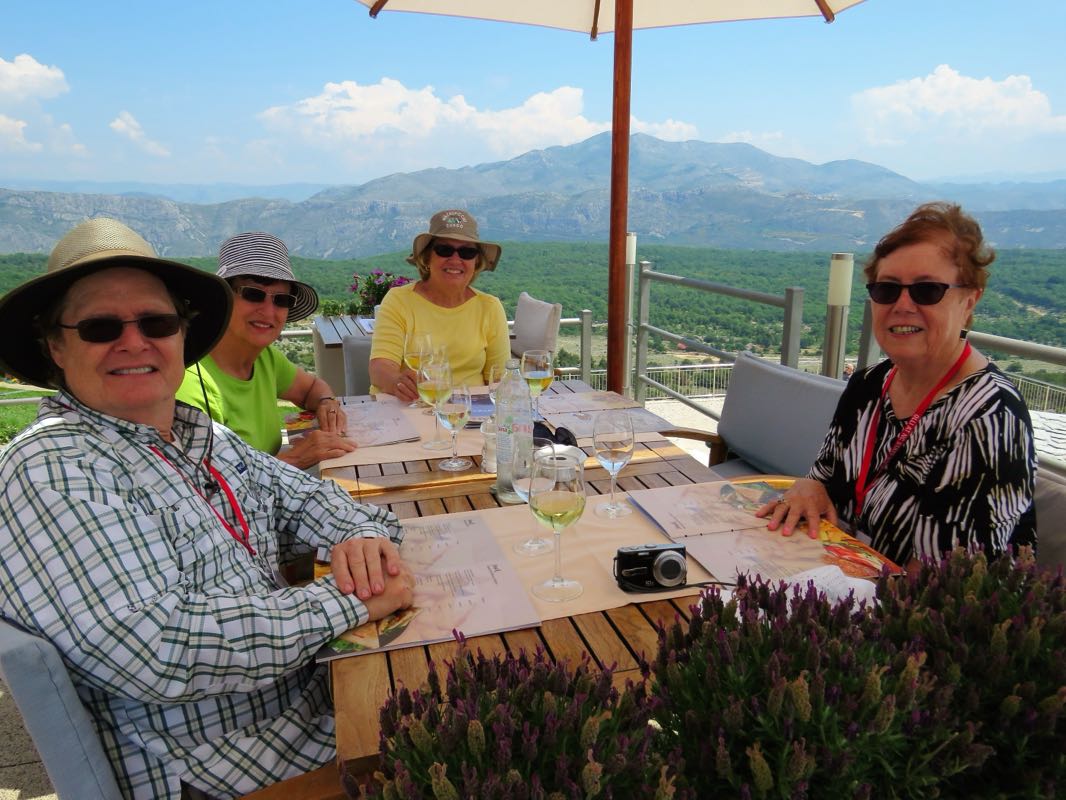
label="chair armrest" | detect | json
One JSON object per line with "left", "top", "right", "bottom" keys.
{"left": 659, "top": 428, "right": 729, "bottom": 467}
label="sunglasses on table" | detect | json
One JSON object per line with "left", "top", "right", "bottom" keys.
{"left": 235, "top": 285, "right": 298, "bottom": 309}
{"left": 432, "top": 243, "right": 480, "bottom": 260}
{"left": 59, "top": 314, "right": 182, "bottom": 343}
{"left": 866, "top": 281, "right": 965, "bottom": 306}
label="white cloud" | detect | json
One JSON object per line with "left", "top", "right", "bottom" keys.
{"left": 853, "top": 64, "right": 1066, "bottom": 147}
{"left": 258, "top": 78, "right": 695, "bottom": 172}
{"left": 0, "top": 114, "right": 42, "bottom": 152}
{"left": 109, "top": 111, "right": 170, "bottom": 157}
{"left": 0, "top": 54, "right": 68, "bottom": 104}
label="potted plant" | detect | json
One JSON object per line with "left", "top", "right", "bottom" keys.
{"left": 362, "top": 640, "right": 683, "bottom": 799}
{"left": 647, "top": 550, "right": 1064, "bottom": 799}
{"left": 349, "top": 269, "right": 411, "bottom": 316}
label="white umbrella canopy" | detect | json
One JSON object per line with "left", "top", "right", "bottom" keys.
{"left": 355, "top": 0, "right": 868, "bottom": 391}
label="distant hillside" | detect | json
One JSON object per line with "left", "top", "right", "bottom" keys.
{"left": 3, "top": 133, "right": 1066, "bottom": 256}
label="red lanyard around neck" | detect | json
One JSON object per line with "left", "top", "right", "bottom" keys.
{"left": 149, "top": 446, "right": 256, "bottom": 556}
{"left": 854, "top": 342, "right": 972, "bottom": 517}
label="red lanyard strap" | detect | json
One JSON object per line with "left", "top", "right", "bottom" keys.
{"left": 149, "top": 446, "right": 255, "bottom": 556}
{"left": 854, "top": 343, "right": 972, "bottom": 516}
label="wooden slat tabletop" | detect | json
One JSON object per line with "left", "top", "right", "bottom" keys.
{"left": 312, "top": 315, "right": 366, "bottom": 348}
{"left": 323, "top": 380, "right": 721, "bottom": 788}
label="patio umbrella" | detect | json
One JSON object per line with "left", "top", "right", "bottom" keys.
{"left": 356, "top": 0, "right": 868, "bottom": 392}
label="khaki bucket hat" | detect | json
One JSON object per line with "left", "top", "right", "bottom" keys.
{"left": 407, "top": 209, "right": 502, "bottom": 271}
{"left": 0, "top": 217, "right": 233, "bottom": 388}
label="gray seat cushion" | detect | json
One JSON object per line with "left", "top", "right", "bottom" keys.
{"left": 342, "top": 335, "right": 373, "bottom": 396}
{"left": 1035, "top": 464, "right": 1066, "bottom": 570}
{"left": 717, "top": 353, "right": 846, "bottom": 477}
{"left": 0, "top": 619, "right": 122, "bottom": 799}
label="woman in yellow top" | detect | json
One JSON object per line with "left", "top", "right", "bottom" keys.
{"left": 369, "top": 209, "right": 510, "bottom": 400}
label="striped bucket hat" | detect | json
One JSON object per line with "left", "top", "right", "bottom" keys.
{"left": 216, "top": 231, "right": 319, "bottom": 322}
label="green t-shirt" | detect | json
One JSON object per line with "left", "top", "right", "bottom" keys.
{"left": 176, "top": 345, "right": 297, "bottom": 454}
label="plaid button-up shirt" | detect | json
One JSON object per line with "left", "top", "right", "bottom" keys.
{"left": 0, "top": 393, "right": 403, "bottom": 799}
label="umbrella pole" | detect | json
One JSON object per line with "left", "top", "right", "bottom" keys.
{"left": 606, "top": 0, "right": 633, "bottom": 394}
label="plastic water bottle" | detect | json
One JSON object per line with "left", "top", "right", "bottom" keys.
{"left": 494, "top": 358, "right": 533, "bottom": 503}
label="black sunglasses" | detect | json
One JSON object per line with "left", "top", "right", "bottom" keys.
{"left": 866, "top": 281, "right": 964, "bottom": 306}
{"left": 432, "top": 243, "right": 479, "bottom": 260}
{"left": 59, "top": 314, "right": 182, "bottom": 344}
{"left": 236, "top": 285, "right": 297, "bottom": 309}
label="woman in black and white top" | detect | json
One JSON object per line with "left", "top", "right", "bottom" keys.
{"left": 757, "top": 202, "right": 1037, "bottom": 571}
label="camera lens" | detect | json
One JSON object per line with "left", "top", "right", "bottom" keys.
{"left": 652, "top": 551, "right": 686, "bottom": 587}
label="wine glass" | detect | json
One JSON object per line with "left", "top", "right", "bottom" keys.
{"left": 418, "top": 361, "right": 452, "bottom": 450}
{"left": 404, "top": 332, "right": 433, "bottom": 408}
{"left": 511, "top": 437, "right": 556, "bottom": 557}
{"left": 593, "top": 409, "right": 635, "bottom": 518}
{"left": 436, "top": 385, "right": 473, "bottom": 472}
{"left": 520, "top": 349, "right": 554, "bottom": 420}
{"left": 529, "top": 449, "right": 585, "bottom": 602}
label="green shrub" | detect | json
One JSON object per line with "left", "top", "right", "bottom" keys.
{"left": 364, "top": 643, "right": 681, "bottom": 800}
{"left": 648, "top": 551, "right": 1064, "bottom": 799}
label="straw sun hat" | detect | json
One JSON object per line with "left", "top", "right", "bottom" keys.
{"left": 0, "top": 217, "right": 233, "bottom": 388}
{"left": 215, "top": 231, "right": 319, "bottom": 322}
{"left": 407, "top": 209, "right": 502, "bottom": 271}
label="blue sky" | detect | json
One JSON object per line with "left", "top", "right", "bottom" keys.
{"left": 3, "top": 0, "right": 1065, "bottom": 186}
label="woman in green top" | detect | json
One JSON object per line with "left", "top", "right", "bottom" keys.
{"left": 177, "top": 231, "right": 355, "bottom": 468}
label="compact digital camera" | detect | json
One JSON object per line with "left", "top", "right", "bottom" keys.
{"left": 613, "top": 543, "right": 687, "bottom": 592}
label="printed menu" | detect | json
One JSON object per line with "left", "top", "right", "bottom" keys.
{"left": 318, "top": 514, "right": 541, "bottom": 661}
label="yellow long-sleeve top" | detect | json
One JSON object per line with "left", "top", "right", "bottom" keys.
{"left": 369, "top": 282, "right": 510, "bottom": 392}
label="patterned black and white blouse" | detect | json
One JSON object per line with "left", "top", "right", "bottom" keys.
{"left": 809, "top": 359, "right": 1037, "bottom": 566}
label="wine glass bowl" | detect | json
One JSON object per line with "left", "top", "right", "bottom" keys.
{"left": 593, "top": 409, "right": 635, "bottom": 518}
{"left": 437, "top": 385, "right": 473, "bottom": 471}
{"left": 512, "top": 437, "right": 556, "bottom": 557}
{"left": 404, "top": 332, "right": 434, "bottom": 408}
{"left": 418, "top": 361, "right": 452, "bottom": 450}
{"left": 486, "top": 363, "right": 504, "bottom": 420}
{"left": 520, "top": 349, "right": 554, "bottom": 420}
{"left": 529, "top": 449, "right": 585, "bottom": 602}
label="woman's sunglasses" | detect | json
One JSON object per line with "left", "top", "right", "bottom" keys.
{"left": 432, "top": 243, "right": 479, "bottom": 260}
{"left": 235, "top": 285, "right": 298, "bottom": 308}
{"left": 866, "top": 281, "right": 964, "bottom": 306}
{"left": 59, "top": 314, "right": 182, "bottom": 343}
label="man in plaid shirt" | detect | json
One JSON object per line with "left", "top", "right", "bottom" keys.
{"left": 0, "top": 218, "right": 414, "bottom": 799}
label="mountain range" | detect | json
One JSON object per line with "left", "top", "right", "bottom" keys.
{"left": 3, "top": 133, "right": 1065, "bottom": 257}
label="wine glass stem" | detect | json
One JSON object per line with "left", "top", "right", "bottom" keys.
{"left": 609, "top": 472, "right": 618, "bottom": 506}
{"left": 451, "top": 430, "right": 458, "bottom": 459}
{"left": 434, "top": 410, "right": 441, "bottom": 441}
{"left": 551, "top": 530, "right": 563, "bottom": 584}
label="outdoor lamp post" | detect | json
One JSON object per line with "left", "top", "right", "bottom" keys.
{"left": 821, "top": 252, "right": 853, "bottom": 378}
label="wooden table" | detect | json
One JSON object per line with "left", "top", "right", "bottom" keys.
{"left": 312, "top": 314, "right": 369, "bottom": 348}
{"left": 322, "top": 380, "right": 721, "bottom": 787}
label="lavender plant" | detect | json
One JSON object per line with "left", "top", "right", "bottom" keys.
{"left": 363, "top": 642, "right": 683, "bottom": 800}
{"left": 647, "top": 551, "right": 1064, "bottom": 799}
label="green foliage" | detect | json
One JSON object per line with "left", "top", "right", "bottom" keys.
{"left": 648, "top": 551, "right": 1065, "bottom": 799}
{"left": 367, "top": 644, "right": 679, "bottom": 799}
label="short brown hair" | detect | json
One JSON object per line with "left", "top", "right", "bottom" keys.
{"left": 864, "top": 202, "right": 995, "bottom": 292}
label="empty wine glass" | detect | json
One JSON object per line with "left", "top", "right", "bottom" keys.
{"left": 593, "top": 409, "right": 635, "bottom": 518}
{"left": 418, "top": 360, "right": 452, "bottom": 450}
{"left": 437, "top": 385, "right": 473, "bottom": 472}
{"left": 529, "top": 449, "right": 585, "bottom": 602}
{"left": 404, "top": 332, "right": 433, "bottom": 408}
{"left": 520, "top": 349, "right": 554, "bottom": 420}
{"left": 511, "top": 437, "right": 556, "bottom": 557}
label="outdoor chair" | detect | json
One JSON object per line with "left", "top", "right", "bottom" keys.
{"left": 664, "top": 352, "right": 846, "bottom": 478}
{"left": 0, "top": 617, "right": 122, "bottom": 800}
{"left": 510, "top": 291, "right": 562, "bottom": 359}
{"left": 342, "top": 335, "right": 373, "bottom": 396}
{"left": 1035, "top": 464, "right": 1066, "bottom": 570}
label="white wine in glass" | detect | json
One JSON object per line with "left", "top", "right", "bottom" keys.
{"left": 437, "top": 385, "right": 473, "bottom": 472}
{"left": 404, "top": 332, "right": 433, "bottom": 408}
{"left": 511, "top": 437, "right": 556, "bottom": 557}
{"left": 593, "top": 409, "right": 635, "bottom": 518}
{"left": 529, "top": 450, "right": 585, "bottom": 602}
{"left": 418, "top": 361, "right": 452, "bottom": 450}
{"left": 520, "top": 349, "right": 554, "bottom": 419}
